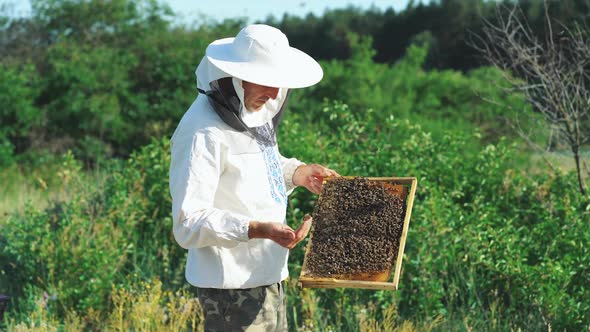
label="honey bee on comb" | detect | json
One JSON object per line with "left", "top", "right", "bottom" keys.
{"left": 304, "top": 177, "right": 406, "bottom": 278}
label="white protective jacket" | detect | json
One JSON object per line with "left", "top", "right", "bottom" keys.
{"left": 169, "top": 57, "right": 304, "bottom": 289}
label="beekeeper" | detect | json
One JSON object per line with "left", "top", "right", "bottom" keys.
{"left": 169, "top": 24, "right": 338, "bottom": 331}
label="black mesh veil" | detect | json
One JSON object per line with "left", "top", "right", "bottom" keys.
{"left": 197, "top": 77, "right": 290, "bottom": 147}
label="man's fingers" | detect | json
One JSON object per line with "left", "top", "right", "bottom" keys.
{"left": 270, "top": 224, "right": 295, "bottom": 240}
{"left": 308, "top": 183, "right": 320, "bottom": 195}
{"left": 280, "top": 240, "right": 293, "bottom": 249}
{"left": 280, "top": 229, "right": 296, "bottom": 241}
{"left": 286, "top": 215, "right": 313, "bottom": 249}
{"left": 328, "top": 169, "right": 340, "bottom": 177}
{"left": 315, "top": 178, "right": 324, "bottom": 194}
{"left": 273, "top": 234, "right": 296, "bottom": 248}
{"left": 300, "top": 165, "right": 340, "bottom": 195}
{"left": 295, "top": 215, "right": 312, "bottom": 232}
{"left": 313, "top": 165, "right": 334, "bottom": 177}
{"left": 295, "top": 215, "right": 312, "bottom": 239}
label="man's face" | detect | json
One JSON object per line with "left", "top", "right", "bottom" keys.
{"left": 242, "top": 81, "right": 280, "bottom": 112}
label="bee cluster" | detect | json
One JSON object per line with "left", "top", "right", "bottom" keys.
{"left": 305, "top": 177, "right": 405, "bottom": 277}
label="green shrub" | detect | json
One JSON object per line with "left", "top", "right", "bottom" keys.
{"left": 0, "top": 196, "right": 130, "bottom": 313}
{"left": 1, "top": 2, "right": 588, "bottom": 330}
{"left": 114, "top": 137, "right": 186, "bottom": 287}
{"left": 1, "top": 104, "right": 589, "bottom": 330}
{"left": 0, "top": 64, "right": 41, "bottom": 157}
{"left": 0, "top": 138, "right": 15, "bottom": 167}
{"left": 279, "top": 98, "right": 590, "bottom": 330}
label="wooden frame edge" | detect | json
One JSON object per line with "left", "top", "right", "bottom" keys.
{"left": 392, "top": 177, "right": 417, "bottom": 288}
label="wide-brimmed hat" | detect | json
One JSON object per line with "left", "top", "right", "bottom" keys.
{"left": 205, "top": 24, "right": 323, "bottom": 89}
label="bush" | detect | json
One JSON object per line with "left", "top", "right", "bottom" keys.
{"left": 0, "top": 139, "right": 183, "bottom": 316}
{"left": 279, "top": 98, "right": 590, "bottom": 330}
{"left": 290, "top": 34, "right": 532, "bottom": 149}
{"left": 0, "top": 193, "right": 130, "bottom": 313}
{"left": 1, "top": 103, "right": 589, "bottom": 330}
{"left": 0, "top": 64, "right": 41, "bottom": 155}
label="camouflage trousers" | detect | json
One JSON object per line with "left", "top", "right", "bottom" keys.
{"left": 196, "top": 282, "right": 288, "bottom": 332}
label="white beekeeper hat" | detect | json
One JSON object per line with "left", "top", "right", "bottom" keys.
{"left": 205, "top": 24, "right": 323, "bottom": 89}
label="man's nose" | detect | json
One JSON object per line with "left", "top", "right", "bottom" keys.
{"left": 265, "top": 87, "right": 279, "bottom": 100}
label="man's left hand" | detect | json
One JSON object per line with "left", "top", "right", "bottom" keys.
{"left": 286, "top": 214, "right": 312, "bottom": 249}
{"left": 293, "top": 164, "right": 339, "bottom": 194}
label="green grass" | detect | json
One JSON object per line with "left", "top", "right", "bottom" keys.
{"left": 0, "top": 153, "right": 111, "bottom": 217}
{"left": 2, "top": 139, "right": 588, "bottom": 331}
{"left": 527, "top": 149, "right": 590, "bottom": 176}
{"left": 0, "top": 164, "right": 66, "bottom": 216}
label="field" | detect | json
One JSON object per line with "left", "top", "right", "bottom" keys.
{"left": 1, "top": 1, "right": 590, "bottom": 331}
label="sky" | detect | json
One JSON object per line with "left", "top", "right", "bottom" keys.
{"left": 1, "top": 0, "right": 417, "bottom": 23}
{"left": 167, "top": 0, "right": 414, "bottom": 23}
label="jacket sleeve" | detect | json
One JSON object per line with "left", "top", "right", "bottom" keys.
{"left": 170, "top": 129, "right": 250, "bottom": 249}
{"left": 279, "top": 153, "right": 305, "bottom": 195}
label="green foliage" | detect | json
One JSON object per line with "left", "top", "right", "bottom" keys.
{"left": 279, "top": 98, "right": 588, "bottom": 330}
{"left": 125, "top": 26, "right": 208, "bottom": 147}
{"left": 0, "top": 153, "right": 126, "bottom": 313}
{"left": 3, "top": 0, "right": 586, "bottom": 161}
{"left": 115, "top": 137, "right": 185, "bottom": 287}
{"left": 1, "top": 201, "right": 129, "bottom": 312}
{"left": 1, "top": 1, "right": 589, "bottom": 330}
{"left": 0, "top": 138, "right": 183, "bottom": 316}
{"left": 30, "top": 0, "right": 173, "bottom": 44}
{"left": 1, "top": 107, "right": 589, "bottom": 330}
{"left": 0, "top": 63, "right": 40, "bottom": 164}
{"left": 0, "top": 140, "right": 15, "bottom": 167}
{"left": 5, "top": 278, "right": 202, "bottom": 331}
{"left": 291, "top": 34, "right": 532, "bottom": 153}
{"left": 0, "top": 0, "right": 206, "bottom": 162}
{"left": 43, "top": 40, "right": 138, "bottom": 150}
{"left": 0, "top": 64, "right": 39, "bottom": 139}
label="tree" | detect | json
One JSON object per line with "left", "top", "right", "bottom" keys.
{"left": 472, "top": 0, "right": 590, "bottom": 195}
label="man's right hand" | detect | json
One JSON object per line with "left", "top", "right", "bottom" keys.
{"left": 248, "top": 221, "right": 296, "bottom": 248}
{"left": 287, "top": 215, "right": 312, "bottom": 249}
{"left": 248, "top": 216, "right": 313, "bottom": 249}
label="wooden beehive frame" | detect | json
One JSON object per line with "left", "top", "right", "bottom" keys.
{"left": 298, "top": 176, "right": 418, "bottom": 290}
